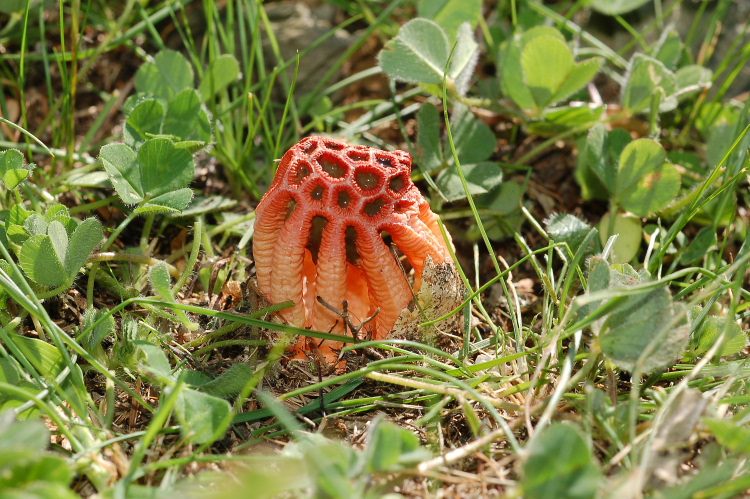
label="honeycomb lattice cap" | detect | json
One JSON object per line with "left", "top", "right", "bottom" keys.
{"left": 271, "top": 135, "right": 417, "bottom": 226}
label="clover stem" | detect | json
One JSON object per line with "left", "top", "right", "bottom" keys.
{"left": 232, "top": 332, "right": 295, "bottom": 415}
{"left": 208, "top": 211, "right": 255, "bottom": 238}
{"left": 37, "top": 279, "right": 75, "bottom": 300}
{"left": 88, "top": 252, "right": 181, "bottom": 279}
{"left": 172, "top": 219, "right": 202, "bottom": 294}
{"left": 30, "top": 313, "right": 46, "bottom": 341}
{"left": 648, "top": 89, "right": 662, "bottom": 138}
{"left": 566, "top": 350, "right": 601, "bottom": 388}
{"left": 90, "top": 269, "right": 139, "bottom": 301}
{"left": 606, "top": 203, "right": 619, "bottom": 248}
{"left": 101, "top": 210, "right": 138, "bottom": 253}
{"left": 86, "top": 264, "right": 97, "bottom": 306}
{"left": 140, "top": 213, "right": 156, "bottom": 253}
{"left": 68, "top": 195, "right": 119, "bottom": 215}
{"left": 514, "top": 121, "right": 597, "bottom": 166}
{"left": 192, "top": 339, "right": 268, "bottom": 358}
{"left": 103, "top": 376, "right": 116, "bottom": 429}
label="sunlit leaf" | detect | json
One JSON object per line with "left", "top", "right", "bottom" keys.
{"left": 173, "top": 387, "right": 232, "bottom": 444}
{"left": 591, "top": 0, "right": 651, "bottom": 15}
{"left": 135, "top": 49, "right": 194, "bottom": 101}
{"left": 436, "top": 162, "right": 503, "bottom": 201}
{"left": 198, "top": 54, "right": 240, "bottom": 101}
{"left": 417, "top": 0, "right": 481, "bottom": 40}
{"left": 99, "top": 143, "right": 144, "bottom": 205}
{"left": 621, "top": 54, "right": 678, "bottom": 112}
{"left": 19, "top": 235, "right": 66, "bottom": 287}
{"left": 545, "top": 213, "right": 595, "bottom": 255}
{"left": 598, "top": 213, "right": 641, "bottom": 264}
{"left": 522, "top": 423, "right": 601, "bottom": 499}
{"left": 378, "top": 19, "right": 450, "bottom": 86}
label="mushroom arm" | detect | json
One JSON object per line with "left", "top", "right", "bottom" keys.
{"left": 253, "top": 190, "right": 293, "bottom": 298}
{"left": 355, "top": 228, "right": 412, "bottom": 339}
{"left": 269, "top": 206, "right": 312, "bottom": 326}
{"left": 310, "top": 224, "right": 348, "bottom": 335}
{"left": 389, "top": 218, "right": 452, "bottom": 277}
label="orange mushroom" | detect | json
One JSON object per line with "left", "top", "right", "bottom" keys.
{"left": 252, "top": 136, "right": 453, "bottom": 364}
